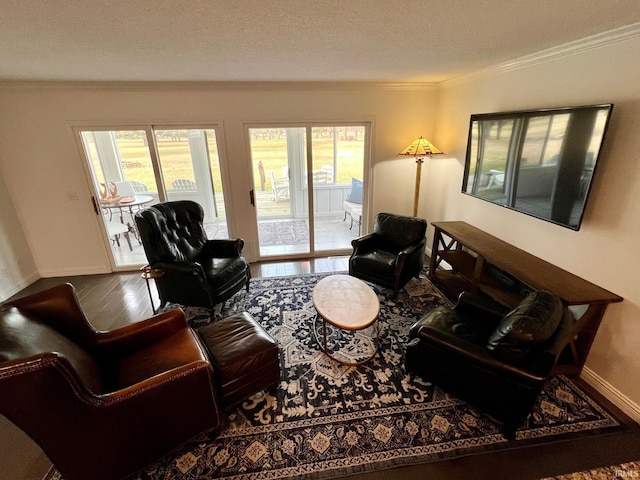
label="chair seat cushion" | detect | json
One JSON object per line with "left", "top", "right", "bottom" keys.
{"left": 198, "top": 312, "right": 279, "bottom": 410}
{"left": 109, "top": 328, "right": 208, "bottom": 390}
{"left": 350, "top": 250, "right": 397, "bottom": 276}
{"left": 413, "top": 306, "right": 499, "bottom": 347}
{"left": 200, "top": 256, "right": 249, "bottom": 288}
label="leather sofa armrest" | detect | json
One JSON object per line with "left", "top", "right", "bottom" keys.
{"left": 454, "top": 292, "right": 509, "bottom": 320}
{"left": 4, "top": 283, "right": 100, "bottom": 347}
{"left": 203, "top": 238, "right": 245, "bottom": 257}
{"left": 94, "top": 309, "right": 189, "bottom": 356}
{"left": 415, "top": 327, "right": 547, "bottom": 383}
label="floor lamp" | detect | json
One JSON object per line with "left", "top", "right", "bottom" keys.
{"left": 398, "top": 136, "right": 444, "bottom": 216}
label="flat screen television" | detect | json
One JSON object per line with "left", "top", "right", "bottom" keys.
{"left": 462, "top": 104, "right": 613, "bottom": 230}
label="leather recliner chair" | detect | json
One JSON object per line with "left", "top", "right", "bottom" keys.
{"left": 405, "top": 290, "right": 577, "bottom": 437}
{"left": 349, "top": 212, "right": 427, "bottom": 296}
{"left": 135, "top": 200, "right": 251, "bottom": 311}
{"left": 0, "top": 283, "right": 224, "bottom": 480}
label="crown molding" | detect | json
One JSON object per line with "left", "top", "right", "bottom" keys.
{"left": 443, "top": 22, "right": 640, "bottom": 88}
{"left": 0, "top": 80, "right": 438, "bottom": 92}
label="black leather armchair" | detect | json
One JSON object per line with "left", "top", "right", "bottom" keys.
{"left": 405, "top": 290, "right": 577, "bottom": 437}
{"left": 135, "top": 200, "right": 250, "bottom": 311}
{"left": 349, "top": 212, "right": 427, "bottom": 296}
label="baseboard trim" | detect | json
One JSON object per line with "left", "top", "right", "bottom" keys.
{"left": 38, "top": 266, "right": 111, "bottom": 278}
{"left": 581, "top": 367, "right": 640, "bottom": 424}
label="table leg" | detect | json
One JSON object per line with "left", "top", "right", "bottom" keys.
{"left": 322, "top": 317, "right": 328, "bottom": 352}
{"left": 145, "top": 275, "right": 156, "bottom": 314}
{"left": 313, "top": 314, "right": 379, "bottom": 366}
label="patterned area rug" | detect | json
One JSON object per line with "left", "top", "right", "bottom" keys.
{"left": 257, "top": 220, "right": 309, "bottom": 246}
{"left": 206, "top": 220, "right": 309, "bottom": 247}
{"left": 45, "top": 273, "right": 625, "bottom": 480}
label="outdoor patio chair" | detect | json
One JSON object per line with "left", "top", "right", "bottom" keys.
{"left": 172, "top": 178, "right": 197, "bottom": 190}
{"left": 343, "top": 177, "right": 363, "bottom": 234}
{"left": 130, "top": 180, "right": 148, "bottom": 192}
{"left": 269, "top": 170, "right": 289, "bottom": 201}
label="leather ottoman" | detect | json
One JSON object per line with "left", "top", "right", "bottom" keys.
{"left": 197, "top": 312, "right": 280, "bottom": 411}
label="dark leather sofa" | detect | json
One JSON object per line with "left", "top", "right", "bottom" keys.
{"left": 405, "top": 290, "right": 577, "bottom": 437}
{"left": 135, "top": 200, "right": 250, "bottom": 311}
{"left": 349, "top": 212, "right": 427, "bottom": 296}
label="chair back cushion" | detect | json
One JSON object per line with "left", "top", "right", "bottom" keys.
{"left": 486, "top": 290, "right": 564, "bottom": 363}
{"left": 135, "top": 200, "right": 208, "bottom": 264}
{"left": 0, "top": 307, "right": 105, "bottom": 393}
{"left": 373, "top": 212, "right": 427, "bottom": 249}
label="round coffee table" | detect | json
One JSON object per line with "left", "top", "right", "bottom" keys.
{"left": 312, "top": 274, "right": 380, "bottom": 365}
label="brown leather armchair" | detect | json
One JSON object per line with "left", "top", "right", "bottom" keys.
{"left": 0, "top": 283, "right": 224, "bottom": 480}
{"left": 135, "top": 200, "right": 251, "bottom": 311}
{"left": 349, "top": 212, "right": 427, "bottom": 296}
{"left": 405, "top": 290, "right": 577, "bottom": 437}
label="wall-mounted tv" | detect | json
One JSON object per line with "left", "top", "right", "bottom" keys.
{"left": 462, "top": 104, "right": 613, "bottom": 230}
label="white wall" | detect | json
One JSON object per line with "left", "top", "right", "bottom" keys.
{"left": 0, "top": 82, "right": 438, "bottom": 285}
{"left": 0, "top": 165, "right": 38, "bottom": 299}
{"left": 431, "top": 35, "right": 640, "bottom": 415}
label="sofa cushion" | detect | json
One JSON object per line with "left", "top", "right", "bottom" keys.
{"left": 486, "top": 290, "right": 564, "bottom": 363}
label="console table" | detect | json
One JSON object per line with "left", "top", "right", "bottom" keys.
{"left": 428, "top": 221, "right": 623, "bottom": 376}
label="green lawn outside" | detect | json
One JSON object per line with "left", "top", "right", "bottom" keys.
{"left": 107, "top": 133, "right": 364, "bottom": 192}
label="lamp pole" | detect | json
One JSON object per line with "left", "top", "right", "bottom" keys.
{"left": 413, "top": 157, "right": 424, "bottom": 217}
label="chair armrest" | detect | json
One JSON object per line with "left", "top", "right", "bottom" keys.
{"left": 350, "top": 233, "right": 376, "bottom": 254}
{"left": 203, "top": 238, "right": 245, "bottom": 257}
{"left": 94, "top": 309, "right": 189, "bottom": 356}
{"left": 398, "top": 239, "right": 426, "bottom": 258}
{"left": 153, "top": 260, "right": 205, "bottom": 276}
{"left": 351, "top": 233, "right": 374, "bottom": 246}
{"left": 529, "top": 309, "right": 577, "bottom": 375}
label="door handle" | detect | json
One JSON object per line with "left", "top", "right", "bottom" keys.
{"left": 91, "top": 196, "right": 99, "bottom": 215}
{"left": 249, "top": 189, "right": 255, "bottom": 206}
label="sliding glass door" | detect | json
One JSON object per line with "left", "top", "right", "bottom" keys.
{"left": 249, "top": 127, "right": 307, "bottom": 256}
{"left": 78, "top": 127, "right": 229, "bottom": 269}
{"left": 248, "top": 124, "right": 368, "bottom": 259}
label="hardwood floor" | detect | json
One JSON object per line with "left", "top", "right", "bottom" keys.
{"left": 1, "top": 257, "right": 639, "bottom": 480}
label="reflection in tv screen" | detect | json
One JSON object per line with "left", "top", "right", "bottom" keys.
{"left": 462, "top": 104, "right": 613, "bottom": 230}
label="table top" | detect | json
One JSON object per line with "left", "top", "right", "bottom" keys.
{"left": 312, "top": 274, "right": 380, "bottom": 330}
{"left": 101, "top": 194, "right": 154, "bottom": 209}
{"left": 432, "top": 221, "right": 622, "bottom": 305}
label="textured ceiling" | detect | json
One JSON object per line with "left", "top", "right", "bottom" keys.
{"left": 1, "top": 0, "right": 640, "bottom": 83}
